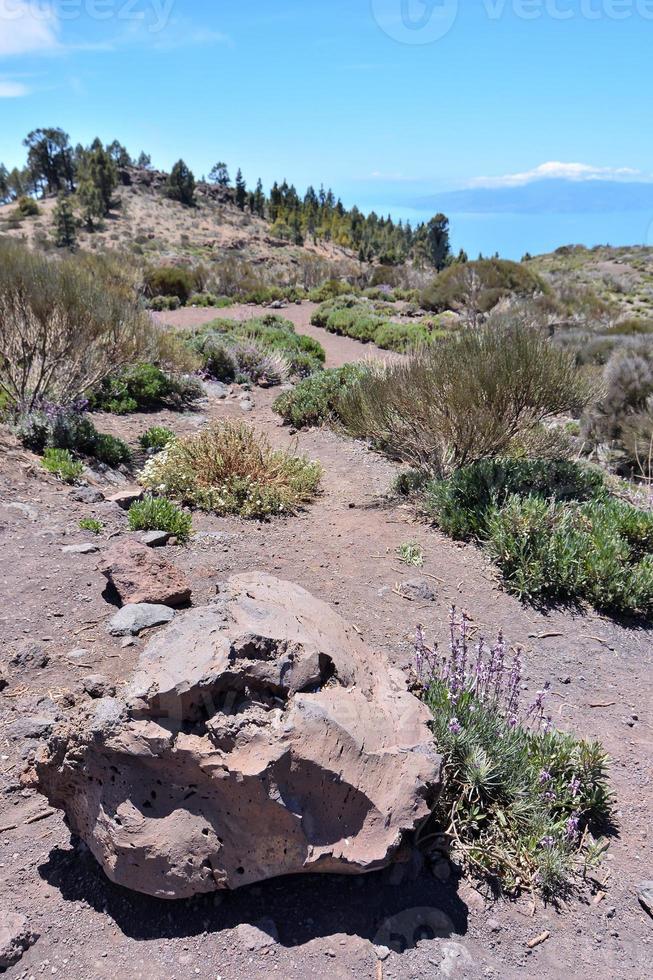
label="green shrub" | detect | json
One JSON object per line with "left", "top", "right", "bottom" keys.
{"left": 139, "top": 426, "right": 175, "bottom": 451}
{"left": 424, "top": 458, "right": 606, "bottom": 540}
{"left": 127, "top": 494, "right": 192, "bottom": 543}
{"left": 273, "top": 363, "right": 369, "bottom": 428}
{"left": 374, "top": 322, "right": 437, "bottom": 352}
{"left": 79, "top": 518, "right": 103, "bottom": 534}
{"left": 89, "top": 363, "right": 204, "bottom": 414}
{"left": 485, "top": 495, "right": 653, "bottom": 615}
{"left": 418, "top": 611, "right": 612, "bottom": 897}
{"left": 421, "top": 259, "right": 548, "bottom": 315}
{"left": 308, "top": 279, "right": 355, "bottom": 303}
{"left": 15, "top": 196, "right": 39, "bottom": 217}
{"left": 396, "top": 541, "right": 424, "bottom": 566}
{"left": 94, "top": 433, "right": 132, "bottom": 467}
{"left": 147, "top": 295, "right": 181, "bottom": 312}
{"left": 41, "top": 448, "right": 84, "bottom": 483}
{"left": 139, "top": 421, "right": 322, "bottom": 519}
{"left": 144, "top": 266, "right": 195, "bottom": 304}
{"left": 340, "top": 318, "right": 589, "bottom": 477}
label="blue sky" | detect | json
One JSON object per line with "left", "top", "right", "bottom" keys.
{"left": 1, "top": 0, "right": 652, "bottom": 255}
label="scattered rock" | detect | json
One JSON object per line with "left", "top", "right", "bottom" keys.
{"left": 83, "top": 674, "right": 116, "bottom": 699}
{"left": 2, "top": 502, "right": 38, "bottom": 521}
{"left": 140, "top": 530, "right": 172, "bottom": 548}
{"left": 10, "top": 643, "right": 49, "bottom": 669}
{"left": 107, "top": 603, "right": 175, "bottom": 636}
{"left": 62, "top": 542, "right": 100, "bottom": 555}
{"left": 69, "top": 487, "right": 105, "bottom": 504}
{"left": 0, "top": 912, "right": 39, "bottom": 970}
{"left": 638, "top": 880, "right": 653, "bottom": 917}
{"left": 237, "top": 919, "right": 279, "bottom": 951}
{"left": 9, "top": 716, "right": 54, "bottom": 740}
{"left": 400, "top": 579, "right": 437, "bottom": 602}
{"left": 375, "top": 907, "right": 454, "bottom": 953}
{"left": 67, "top": 648, "right": 91, "bottom": 663}
{"left": 374, "top": 945, "right": 391, "bottom": 961}
{"left": 487, "top": 918, "right": 502, "bottom": 933}
{"left": 239, "top": 399, "right": 254, "bottom": 412}
{"left": 439, "top": 941, "right": 474, "bottom": 977}
{"left": 107, "top": 487, "right": 144, "bottom": 510}
{"left": 36, "top": 573, "right": 441, "bottom": 899}
{"left": 100, "top": 539, "right": 192, "bottom": 607}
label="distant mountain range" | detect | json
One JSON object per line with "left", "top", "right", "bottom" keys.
{"left": 415, "top": 179, "right": 653, "bottom": 215}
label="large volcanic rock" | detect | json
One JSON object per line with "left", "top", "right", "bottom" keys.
{"left": 34, "top": 573, "right": 440, "bottom": 899}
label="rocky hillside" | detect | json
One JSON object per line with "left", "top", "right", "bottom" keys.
{"left": 0, "top": 165, "right": 365, "bottom": 286}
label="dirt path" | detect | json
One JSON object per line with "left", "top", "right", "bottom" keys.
{"left": 155, "top": 301, "right": 400, "bottom": 369}
{"left": 1, "top": 310, "right": 652, "bottom": 979}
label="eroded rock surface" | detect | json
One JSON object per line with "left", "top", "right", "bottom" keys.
{"left": 100, "top": 539, "right": 192, "bottom": 607}
{"left": 35, "top": 573, "right": 440, "bottom": 899}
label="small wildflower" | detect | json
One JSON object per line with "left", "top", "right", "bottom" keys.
{"left": 539, "top": 835, "right": 556, "bottom": 850}
{"left": 568, "top": 776, "right": 581, "bottom": 798}
{"left": 448, "top": 717, "right": 463, "bottom": 736}
{"left": 565, "top": 813, "right": 580, "bottom": 843}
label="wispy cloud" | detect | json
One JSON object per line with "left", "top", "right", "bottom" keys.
{"left": 0, "top": 79, "right": 30, "bottom": 96}
{"left": 0, "top": 0, "right": 60, "bottom": 56}
{"left": 470, "top": 161, "right": 642, "bottom": 188}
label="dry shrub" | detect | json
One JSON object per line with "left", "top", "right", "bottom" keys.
{"left": 0, "top": 239, "right": 150, "bottom": 409}
{"left": 340, "top": 314, "right": 590, "bottom": 477}
{"left": 140, "top": 420, "right": 322, "bottom": 518}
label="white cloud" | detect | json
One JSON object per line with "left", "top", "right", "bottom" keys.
{"left": 0, "top": 78, "right": 29, "bottom": 96}
{"left": 470, "top": 161, "right": 641, "bottom": 188}
{"left": 0, "top": 1, "right": 60, "bottom": 57}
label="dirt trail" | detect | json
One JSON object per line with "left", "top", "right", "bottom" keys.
{"left": 1, "top": 305, "right": 652, "bottom": 979}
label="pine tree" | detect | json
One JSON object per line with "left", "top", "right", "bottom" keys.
{"left": 137, "top": 151, "right": 152, "bottom": 169}
{"left": 52, "top": 193, "right": 77, "bottom": 248}
{"left": 166, "top": 159, "right": 196, "bottom": 206}
{"left": 235, "top": 169, "right": 247, "bottom": 211}
{"left": 76, "top": 141, "right": 117, "bottom": 215}
{"left": 76, "top": 178, "right": 104, "bottom": 229}
{"left": 209, "top": 162, "right": 230, "bottom": 186}
{"left": 253, "top": 178, "right": 266, "bottom": 217}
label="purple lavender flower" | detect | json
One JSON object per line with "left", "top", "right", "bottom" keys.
{"left": 448, "top": 717, "right": 463, "bottom": 736}
{"left": 568, "top": 776, "right": 581, "bottom": 798}
{"left": 565, "top": 813, "right": 580, "bottom": 843}
{"left": 539, "top": 769, "right": 552, "bottom": 784}
{"left": 538, "top": 835, "right": 556, "bottom": 850}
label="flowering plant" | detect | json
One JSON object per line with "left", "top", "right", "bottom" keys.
{"left": 416, "top": 608, "right": 613, "bottom": 898}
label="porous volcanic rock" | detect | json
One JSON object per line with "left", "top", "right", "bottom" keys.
{"left": 34, "top": 573, "right": 440, "bottom": 900}
{"left": 100, "top": 539, "right": 192, "bottom": 607}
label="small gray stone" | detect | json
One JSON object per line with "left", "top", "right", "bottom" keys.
{"left": 375, "top": 945, "right": 391, "bottom": 961}
{"left": 83, "top": 674, "right": 116, "bottom": 699}
{"left": 107, "top": 603, "right": 175, "bottom": 636}
{"left": 400, "top": 579, "right": 437, "bottom": 602}
{"left": 9, "top": 716, "right": 54, "bottom": 740}
{"left": 62, "top": 543, "right": 100, "bottom": 555}
{"left": 237, "top": 918, "right": 278, "bottom": 951}
{"left": 239, "top": 400, "right": 254, "bottom": 412}
{"left": 0, "top": 912, "right": 39, "bottom": 969}
{"left": 67, "top": 648, "right": 90, "bottom": 662}
{"left": 487, "top": 918, "right": 502, "bottom": 933}
{"left": 3, "top": 501, "right": 38, "bottom": 521}
{"left": 638, "top": 880, "right": 653, "bottom": 917}
{"left": 140, "top": 530, "right": 171, "bottom": 548}
{"left": 69, "top": 487, "right": 105, "bottom": 504}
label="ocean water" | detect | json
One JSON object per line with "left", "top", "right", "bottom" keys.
{"left": 366, "top": 206, "right": 653, "bottom": 260}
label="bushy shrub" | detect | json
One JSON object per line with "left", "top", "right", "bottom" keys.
{"left": 139, "top": 420, "right": 322, "bottom": 519}
{"left": 94, "top": 432, "right": 132, "bottom": 467}
{"left": 127, "top": 494, "right": 192, "bottom": 543}
{"left": 147, "top": 295, "right": 181, "bottom": 312}
{"left": 139, "top": 426, "right": 175, "bottom": 451}
{"left": 326, "top": 308, "right": 382, "bottom": 343}
{"left": 273, "top": 363, "right": 371, "bottom": 428}
{"left": 307, "top": 279, "right": 355, "bottom": 303}
{"left": 340, "top": 319, "right": 589, "bottom": 477}
{"left": 417, "top": 611, "right": 612, "bottom": 897}
{"left": 0, "top": 240, "right": 150, "bottom": 410}
{"left": 41, "top": 448, "right": 84, "bottom": 483}
{"left": 89, "top": 363, "right": 204, "bottom": 414}
{"left": 144, "top": 266, "right": 194, "bottom": 304}
{"left": 421, "top": 259, "right": 548, "bottom": 315}
{"left": 485, "top": 495, "right": 653, "bottom": 614}
{"left": 583, "top": 345, "right": 653, "bottom": 472}
{"left": 15, "top": 196, "right": 39, "bottom": 217}
{"left": 374, "top": 322, "right": 436, "bottom": 352}
{"left": 424, "top": 458, "right": 606, "bottom": 540}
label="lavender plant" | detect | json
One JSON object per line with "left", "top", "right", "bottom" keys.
{"left": 416, "top": 608, "right": 612, "bottom": 898}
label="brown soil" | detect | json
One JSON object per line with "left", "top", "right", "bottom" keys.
{"left": 1, "top": 306, "right": 651, "bottom": 979}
